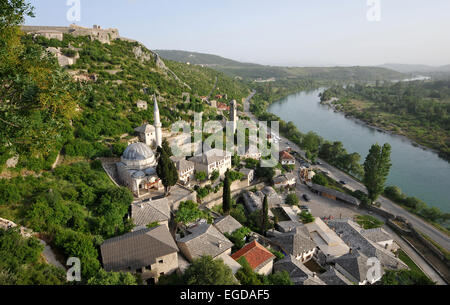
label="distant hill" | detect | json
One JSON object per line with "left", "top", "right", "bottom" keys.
{"left": 379, "top": 63, "right": 450, "bottom": 74}
{"left": 154, "top": 50, "right": 259, "bottom": 68}
{"left": 155, "top": 50, "right": 406, "bottom": 82}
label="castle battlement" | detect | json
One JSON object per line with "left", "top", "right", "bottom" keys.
{"left": 21, "top": 24, "right": 120, "bottom": 44}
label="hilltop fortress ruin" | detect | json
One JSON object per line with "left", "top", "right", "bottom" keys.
{"left": 21, "top": 24, "right": 122, "bottom": 44}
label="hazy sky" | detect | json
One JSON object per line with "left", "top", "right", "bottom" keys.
{"left": 25, "top": 0, "right": 450, "bottom": 66}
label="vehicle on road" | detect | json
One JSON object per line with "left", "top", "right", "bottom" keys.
{"left": 302, "top": 194, "right": 311, "bottom": 202}
{"left": 299, "top": 205, "right": 312, "bottom": 214}
{"left": 339, "top": 180, "right": 347, "bottom": 185}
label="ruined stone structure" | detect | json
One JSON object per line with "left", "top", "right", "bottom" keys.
{"left": 21, "top": 24, "right": 120, "bottom": 44}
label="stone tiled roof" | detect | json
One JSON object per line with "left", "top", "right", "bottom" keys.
{"left": 271, "top": 227, "right": 317, "bottom": 257}
{"left": 310, "top": 184, "right": 360, "bottom": 206}
{"left": 273, "top": 255, "right": 310, "bottom": 284}
{"left": 319, "top": 267, "right": 353, "bottom": 285}
{"left": 333, "top": 251, "right": 371, "bottom": 283}
{"left": 361, "top": 228, "right": 393, "bottom": 243}
{"left": 178, "top": 224, "right": 233, "bottom": 261}
{"left": 134, "top": 124, "right": 155, "bottom": 134}
{"left": 189, "top": 148, "right": 231, "bottom": 166}
{"left": 231, "top": 241, "right": 275, "bottom": 271}
{"left": 274, "top": 255, "right": 325, "bottom": 285}
{"left": 327, "top": 219, "right": 407, "bottom": 270}
{"left": 239, "top": 168, "right": 253, "bottom": 177}
{"left": 170, "top": 156, "right": 195, "bottom": 172}
{"left": 276, "top": 221, "right": 304, "bottom": 233}
{"left": 100, "top": 225, "right": 178, "bottom": 272}
{"left": 213, "top": 215, "right": 243, "bottom": 235}
{"left": 131, "top": 198, "right": 171, "bottom": 226}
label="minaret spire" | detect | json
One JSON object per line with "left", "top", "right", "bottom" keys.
{"left": 154, "top": 95, "right": 162, "bottom": 148}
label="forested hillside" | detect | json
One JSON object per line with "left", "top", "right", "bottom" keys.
{"left": 0, "top": 26, "right": 249, "bottom": 174}
{"left": 156, "top": 49, "right": 406, "bottom": 81}
{"left": 320, "top": 81, "right": 450, "bottom": 160}
{"left": 0, "top": 0, "right": 249, "bottom": 285}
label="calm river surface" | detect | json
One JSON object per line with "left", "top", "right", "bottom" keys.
{"left": 268, "top": 89, "right": 450, "bottom": 212}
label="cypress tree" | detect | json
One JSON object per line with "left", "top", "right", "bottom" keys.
{"left": 223, "top": 170, "right": 231, "bottom": 215}
{"left": 262, "top": 195, "right": 269, "bottom": 236}
{"left": 156, "top": 145, "right": 179, "bottom": 196}
{"left": 363, "top": 143, "right": 392, "bottom": 203}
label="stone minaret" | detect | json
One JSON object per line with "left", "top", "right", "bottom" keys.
{"left": 154, "top": 95, "right": 162, "bottom": 148}
{"left": 230, "top": 99, "right": 238, "bottom": 134}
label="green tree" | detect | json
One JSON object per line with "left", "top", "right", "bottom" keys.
{"left": 235, "top": 257, "right": 262, "bottom": 285}
{"left": 195, "top": 171, "right": 207, "bottom": 182}
{"left": 225, "top": 227, "right": 251, "bottom": 249}
{"left": 162, "top": 138, "right": 173, "bottom": 157}
{"left": 265, "top": 271, "right": 293, "bottom": 285}
{"left": 156, "top": 146, "right": 179, "bottom": 196}
{"left": 210, "top": 170, "right": 220, "bottom": 182}
{"left": 87, "top": 269, "right": 138, "bottom": 285}
{"left": 285, "top": 193, "right": 299, "bottom": 206}
{"left": 363, "top": 143, "right": 392, "bottom": 203}
{"left": 183, "top": 256, "right": 237, "bottom": 285}
{"left": 174, "top": 200, "right": 205, "bottom": 226}
{"left": 312, "top": 173, "right": 328, "bottom": 186}
{"left": 232, "top": 153, "right": 241, "bottom": 167}
{"left": 299, "top": 211, "right": 315, "bottom": 224}
{"left": 222, "top": 171, "right": 232, "bottom": 215}
{"left": 262, "top": 195, "right": 269, "bottom": 236}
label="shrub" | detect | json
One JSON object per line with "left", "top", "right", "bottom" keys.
{"left": 285, "top": 193, "right": 299, "bottom": 206}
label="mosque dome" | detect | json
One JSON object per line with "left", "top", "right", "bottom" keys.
{"left": 121, "top": 142, "right": 157, "bottom": 170}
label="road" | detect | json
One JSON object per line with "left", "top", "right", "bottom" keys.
{"left": 316, "top": 160, "right": 450, "bottom": 252}
{"left": 243, "top": 92, "right": 449, "bottom": 284}
{"left": 244, "top": 94, "right": 449, "bottom": 252}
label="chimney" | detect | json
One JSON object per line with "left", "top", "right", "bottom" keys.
{"left": 218, "top": 241, "right": 223, "bottom": 248}
{"left": 349, "top": 248, "right": 353, "bottom": 254}
{"left": 312, "top": 272, "right": 317, "bottom": 278}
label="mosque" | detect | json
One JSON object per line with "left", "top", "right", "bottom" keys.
{"left": 116, "top": 96, "right": 164, "bottom": 197}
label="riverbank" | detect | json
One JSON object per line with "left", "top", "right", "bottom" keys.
{"left": 322, "top": 98, "right": 449, "bottom": 162}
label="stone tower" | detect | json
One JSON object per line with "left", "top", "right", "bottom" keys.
{"left": 154, "top": 95, "right": 162, "bottom": 148}
{"left": 230, "top": 99, "right": 238, "bottom": 134}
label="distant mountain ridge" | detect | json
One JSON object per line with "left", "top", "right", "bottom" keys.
{"left": 155, "top": 50, "right": 406, "bottom": 81}
{"left": 379, "top": 63, "right": 450, "bottom": 74}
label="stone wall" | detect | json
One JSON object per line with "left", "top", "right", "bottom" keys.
{"left": 363, "top": 203, "right": 396, "bottom": 220}
{"left": 203, "top": 181, "right": 266, "bottom": 209}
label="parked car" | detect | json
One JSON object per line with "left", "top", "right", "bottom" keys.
{"left": 339, "top": 180, "right": 347, "bottom": 185}
{"left": 299, "top": 205, "right": 312, "bottom": 214}
{"left": 302, "top": 194, "right": 311, "bottom": 202}
{"left": 316, "top": 161, "right": 322, "bottom": 165}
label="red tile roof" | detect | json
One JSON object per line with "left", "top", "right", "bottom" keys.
{"left": 231, "top": 241, "right": 275, "bottom": 270}
{"left": 280, "top": 150, "right": 295, "bottom": 160}
{"left": 217, "top": 102, "right": 230, "bottom": 111}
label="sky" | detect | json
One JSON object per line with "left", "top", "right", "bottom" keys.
{"left": 25, "top": 0, "right": 450, "bottom": 67}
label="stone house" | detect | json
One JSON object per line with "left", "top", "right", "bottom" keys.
{"left": 231, "top": 241, "right": 275, "bottom": 276}
{"left": 177, "top": 223, "right": 233, "bottom": 263}
{"left": 100, "top": 225, "right": 179, "bottom": 285}
{"left": 170, "top": 156, "right": 195, "bottom": 185}
{"left": 280, "top": 150, "right": 296, "bottom": 165}
{"left": 131, "top": 198, "right": 171, "bottom": 229}
{"left": 188, "top": 149, "right": 232, "bottom": 179}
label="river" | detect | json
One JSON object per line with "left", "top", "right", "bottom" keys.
{"left": 268, "top": 89, "right": 450, "bottom": 212}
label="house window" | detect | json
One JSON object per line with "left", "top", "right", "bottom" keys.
{"left": 160, "top": 272, "right": 165, "bottom": 276}
{"left": 158, "top": 259, "right": 164, "bottom": 264}
{"left": 146, "top": 265, "right": 152, "bottom": 270}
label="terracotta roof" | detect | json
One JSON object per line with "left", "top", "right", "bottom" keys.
{"left": 280, "top": 150, "right": 295, "bottom": 160}
{"left": 231, "top": 241, "right": 275, "bottom": 270}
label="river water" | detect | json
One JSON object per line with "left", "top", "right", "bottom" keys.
{"left": 268, "top": 89, "right": 450, "bottom": 212}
